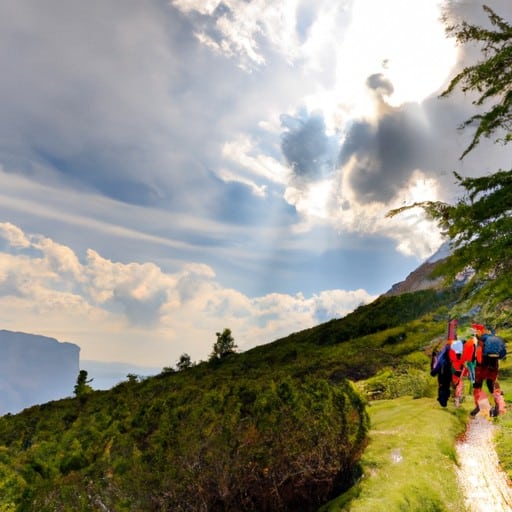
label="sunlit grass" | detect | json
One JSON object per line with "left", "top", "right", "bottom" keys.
{"left": 321, "top": 396, "right": 467, "bottom": 512}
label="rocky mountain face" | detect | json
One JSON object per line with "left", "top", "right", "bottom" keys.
{"left": 385, "top": 242, "right": 451, "bottom": 296}
{"left": 0, "top": 330, "right": 80, "bottom": 415}
{"left": 385, "top": 260, "right": 445, "bottom": 296}
{"left": 385, "top": 242, "right": 476, "bottom": 297}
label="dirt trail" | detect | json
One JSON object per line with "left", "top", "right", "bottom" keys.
{"left": 456, "top": 415, "right": 512, "bottom": 511}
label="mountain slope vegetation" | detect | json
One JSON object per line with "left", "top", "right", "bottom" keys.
{"left": 1, "top": 253, "right": 511, "bottom": 511}
{"left": 0, "top": 286, "right": 464, "bottom": 512}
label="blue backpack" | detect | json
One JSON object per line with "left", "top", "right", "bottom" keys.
{"left": 482, "top": 334, "right": 507, "bottom": 359}
{"left": 430, "top": 344, "right": 450, "bottom": 376}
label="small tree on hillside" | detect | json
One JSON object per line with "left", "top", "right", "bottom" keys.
{"left": 209, "top": 328, "right": 237, "bottom": 361}
{"left": 176, "top": 353, "right": 193, "bottom": 371}
{"left": 74, "top": 370, "right": 93, "bottom": 397}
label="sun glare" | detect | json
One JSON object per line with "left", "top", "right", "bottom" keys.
{"left": 334, "top": 0, "right": 458, "bottom": 117}
{"left": 286, "top": 179, "right": 333, "bottom": 221}
{"left": 407, "top": 172, "right": 440, "bottom": 203}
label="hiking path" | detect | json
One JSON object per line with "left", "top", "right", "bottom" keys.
{"left": 456, "top": 415, "right": 512, "bottom": 512}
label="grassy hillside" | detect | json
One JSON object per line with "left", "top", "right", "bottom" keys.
{"left": 0, "top": 276, "right": 510, "bottom": 511}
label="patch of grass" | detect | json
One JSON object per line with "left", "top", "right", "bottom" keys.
{"left": 320, "top": 396, "right": 467, "bottom": 512}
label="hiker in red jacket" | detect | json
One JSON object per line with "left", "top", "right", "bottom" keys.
{"left": 465, "top": 324, "right": 507, "bottom": 417}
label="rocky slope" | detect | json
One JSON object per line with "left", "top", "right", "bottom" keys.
{"left": 385, "top": 242, "right": 459, "bottom": 296}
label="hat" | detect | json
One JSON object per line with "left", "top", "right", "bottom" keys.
{"left": 471, "top": 323, "right": 486, "bottom": 334}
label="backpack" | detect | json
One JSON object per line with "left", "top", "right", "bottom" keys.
{"left": 430, "top": 344, "right": 450, "bottom": 376}
{"left": 482, "top": 334, "right": 507, "bottom": 359}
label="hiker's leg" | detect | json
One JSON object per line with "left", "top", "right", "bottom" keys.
{"left": 473, "top": 380, "right": 485, "bottom": 405}
{"left": 473, "top": 367, "right": 488, "bottom": 402}
{"left": 493, "top": 386, "right": 506, "bottom": 414}
{"left": 471, "top": 377, "right": 485, "bottom": 416}
{"left": 452, "top": 371, "right": 463, "bottom": 407}
{"left": 454, "top": 378, "right": 464, "bottom": 407}
{"left": 489, "top": 369, "right": 505, "bottom": 415}
{"left": 438, "top": 380, "right": 450, "bottom": 406}
{"left": 438, "top": 373, "right": 451, "bottom": 407}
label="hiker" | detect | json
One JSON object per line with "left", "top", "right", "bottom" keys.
{"left": 464, "top": 323, "right": 507, "bottom": 417}
{"left": 431, "top": 319, "right": 460, "bottom": 407}
{"left": 431, "top": 343, "right": 452, "bottom": 407}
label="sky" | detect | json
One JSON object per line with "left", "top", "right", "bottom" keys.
{"left": 0, "top": 0, "right": 511, "bottom": 385}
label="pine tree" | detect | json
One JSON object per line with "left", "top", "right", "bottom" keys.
{"left": 209, "top": 328, "right": 237, "bottom": 361}
{"left": 73, "top": 370, "right": 93, "bottom": 397}
{"left": 441, "top": 5, "right": 512, "bottom": 158}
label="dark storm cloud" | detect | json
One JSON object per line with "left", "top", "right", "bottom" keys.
{"left": 338, "top": 0, "right": 512, "bottom": 205}
{"left": 366, "top": 73, "right": 394, "bottom": 96}
{"left": 339, "top": 75, "right": 512, "bottom": 205}
{"left": 338, "top": 102, "right": 427, "bottom": 203}
{"left": 280, "top": 111, "right": 339, "bottom": 180}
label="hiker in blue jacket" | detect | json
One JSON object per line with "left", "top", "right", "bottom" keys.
{"left": 431, "top": 319, "right": 460, "bottom": 407}
{"left": 431, "top": 343, "right": 452, "bottom": 407}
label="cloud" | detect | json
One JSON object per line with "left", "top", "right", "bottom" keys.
{"left": 339, "top": 103, "right": 427, "bottom": 204}
{"left": 271, "top": 95, "right": 453, "bottom": 257}
{"left": 281, "top": 110, "right": 340, "bottom": 181}
{"left": 33, "top": 236, "right": 84, "bottom": 281}
{"left": 0, "top": 0, "right": 246, "bottom": 213}
{"left": 170, "top": 0, "right": 280, "bottom": 70}
{"left": 366, "top": 73, "right": 394, "bottom": 97}
{"left": 170, "top": 0, "right": 343, "bottom": 71}
{"left": 0, "top": 222, "right": 377, "bottom": 364}
{"left": 219, "top": 134, "right": 290, "bottom": 195}
{"left": 0, "top": 222, "right": 30, "bottom": 248}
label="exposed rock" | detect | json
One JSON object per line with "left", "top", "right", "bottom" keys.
{"left": 385, "top": 259, "right": 445, "bottom": 296}
{"left": 0, "top": 330, "right": 80, "bottom": 415}
{"left": 385, "top": 241, "right": 474, "bottom": 296}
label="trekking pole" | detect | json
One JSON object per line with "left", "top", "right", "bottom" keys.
{"left": 466, "top": 361, "right": 476, "bottom": 394}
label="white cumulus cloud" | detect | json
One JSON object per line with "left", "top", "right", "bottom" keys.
{"left": 0, "top": 222, "right": 377, "bottom": 365}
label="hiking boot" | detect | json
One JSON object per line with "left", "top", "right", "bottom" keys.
{"left": 490, "top": 405, "right": 500, "bottom": 417}
{"left": 470, "top": 405, "right": 480, "bottom": 417}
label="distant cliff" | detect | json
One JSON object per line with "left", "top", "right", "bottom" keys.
{"left": 0, "top": 330, "right": 80, "bottom": 415}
